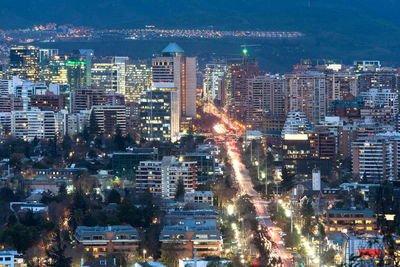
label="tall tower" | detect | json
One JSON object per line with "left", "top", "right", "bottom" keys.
{"left": 152, "top": 43, "right": 197, "bottom": 119}
{"left": 8, "top": 45, "right": 40, "bottom": 82}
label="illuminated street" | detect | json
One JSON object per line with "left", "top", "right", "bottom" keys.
{"left": 206, "top": 103, "right": 290, "bottom": 266}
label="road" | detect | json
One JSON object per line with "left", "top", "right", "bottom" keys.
{"left": 206, "top": 103, "right": 290, "bottom": 266}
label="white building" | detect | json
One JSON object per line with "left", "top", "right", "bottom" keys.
{"left": 184, "top": 190, "right": 213, "bottom": 204}
{"left": 136, "top": 156, "right": 197, "bottom": 199}
{"left": 281, "top": 111, "right": 310, "bottom": 138}
{"left": 0, "top": 250, "right": 25, "bottom": 267}
{"left": 67, "top": 110, "right": 90, "bottom": 136}
{"left": 11, "top": 108, "right": 56, "bottom": 141}
{"left": 352, "top": 132, "right": 400, "bottom": 182}
{"left": 203, "top": 63, "right": 226, "bottom": 102}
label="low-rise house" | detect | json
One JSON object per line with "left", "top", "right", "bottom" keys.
{"left": 160, "top": 219, "right": 222, "bottom": 258}
{"left": 74, "top": 225, "right": 140, "bottom": 257}
{"left": 0, "top": 250, "right": 26, "bottom": 267}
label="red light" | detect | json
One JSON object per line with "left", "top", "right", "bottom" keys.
{"left": 253, "top": 260, "right": 259, "bottom": 266}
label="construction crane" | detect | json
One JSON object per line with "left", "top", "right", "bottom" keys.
{"left": 240, "top": 44, "right": 261, "bottom": 64}
{"left": 240, "top": 44, "right": 261, "bottom": 56}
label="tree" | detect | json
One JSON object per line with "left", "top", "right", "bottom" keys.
{"left": 46, "top": 229, "right": 72, "bottom": 267}
{"left": 0, "top": 224, "right": 33, "bottom": 252}
{"left": 174, "top": 178, "right": 185, "bottom": 202}
{"left": 280, "top": 166, "right": 294, "bottom": 193}
{"left": 161, "top": 243, "right": 179, "bottom": 267}
{"left": 107, "top": 189, "right": 121, "bottom": 204}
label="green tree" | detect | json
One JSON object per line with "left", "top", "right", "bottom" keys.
{"left": 161, "top": 243, "right": 179, "bottom": 267}
{"left": 107, "top": 189, "right": 121, "bottom": 204}
{"left": 280, "top": 166, "right": 294, "bottom": 193}
{"left": 46, "top": 229, "right": 72, "bottom": 267}
{"left": 174, "top": 178, "right": 185, "bottom": 202}
{"left": 0, "top": 224, "right": 33, "bottom": 252}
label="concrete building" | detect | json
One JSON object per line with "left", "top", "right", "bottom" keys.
{"left": 152, "top": 43, "right": 197, "bottom": 119}
{"left": 0, "top": 250, "right": 25, "bottom": 267}
{"left": 160, "top": 218, "right": 222, "bottom": 258}
{"left": 74, "top": 225, "right": 140, "bottom": 257}
{"left": 136, "top": 156, "right": 197, "bottom": 199}
{"left": 325, "top": 71, "right": 357, "bottom": 102}
{"left": 247, "top": 74, "right": 285, "bottom": 131}
{"left": 70, "top": 87, "right": 106, "bottom": 114}
{"left": 352, "top": 132, "right": 400, "bottom": 182}
{"left": 285, "top": 71, "right": 326, "bottom": 123}
{"left": 89, "top": 105, "right": 127, "bottom": 136}
{"left": 11, "top": 108, "right": 56, "bottom": 141}
{"left": 184, "top": 191, "right": 213, "bottom": 204}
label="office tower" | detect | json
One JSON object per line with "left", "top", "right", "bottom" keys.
{"left": 125, "top": 62, "right": 152, "bottom": 103}
{"left": 325, "top": 71, "right": 357, "bottom": 102}
{"left": 70, "top": 87, "right": 106, "bottom": 113}
{"left": 0, "top": 112, "right": 11, "bottom": 138}
{"left": 139, "top": 83, "right": 180, "bottom": 142}
{"left": 203, "top": 63, "right": 226, "bottom": 102}
{"left": 91, "top": 57, "right": 127, "bottom": 94}
{"left": 8, "top": 45, "right": 40, "bottom": 82}
{"left": 353, "top": 133, "right": 400, "bottom": 182}
{"left": 11, "top": 108, "right": 56, "bottom": 141}
{"left": 285, "top": 71, "right": 327, "bottom": 124}
{"left": 91, "top": 61, "right": 114, "bottom": 92}
{"left": 247, "top": 74, "right": 285, "bottom": 131}
{"left": 136, "top": 156, "right": 197, "bottom": 198}
{"left": 89, "top": 105, "right": 126, "bottom": 136}
{"left": 152, "top": 43, "right": 197, "bottom": 119}
{"left": 42, "top": 56, "right": 68, "bottom": 84}
{"left": 66, "top": 50, "right": 93, "bottom": 91}
{"left": 113, "top": 57, "right": 128, "bottom": 95}
{"left": 39, "top": 49, "right": 59, "bottom": 65}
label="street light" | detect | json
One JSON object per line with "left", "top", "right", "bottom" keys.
{"left": 143, "top": 249, "right": 147, "bottom": 261}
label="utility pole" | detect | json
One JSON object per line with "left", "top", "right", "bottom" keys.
{"left": 265, "top": 151, "right": 268, "bottom": 198}
{"left": 257, "top": 149, "right": 260, "bottom": 181}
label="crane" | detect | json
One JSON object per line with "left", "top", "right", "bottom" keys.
{"left": 240, "top": 44, "right": 261, "bottom": 56}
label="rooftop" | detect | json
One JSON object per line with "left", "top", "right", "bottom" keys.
{"left": 161, "top": 43, "right": 184, "bottom": 54}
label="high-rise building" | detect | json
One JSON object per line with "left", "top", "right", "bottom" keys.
{"left": 152, "top": 43, "right": 197, "bottom": 119}
{"left": 39, "top": 49, "right": 59, "bottom": 65}
{"left": 229, "top": 58, "right": 263, "bottom": 122}
{"left": 285, "top": 71, "right": 327, "bottom": 124}
{"left": 125, "top": 62, "right": 152, "bottom": 103}
{"left": 247, "top": 74, "right": 285, "bottom": 131}
{"left": 8, "top": 46, "right": 40, "bottom": 82}
{"left": 352, "top": 132, "right": 400, "bottom": 182}
{"left": 357, "top": 70, "right": 398, "bottom": 93}
{"left": 325, "top": 71, "right": 357, "bottom": 102}
{"left": 31, "top": 92, "right": 65, "bottom": 112}
{"left": 139, "top": 83, "right": 180, "bottom": 142}
{"left": 89, "top": 105, "right": 127, "bottom": 136}
{"left": 203, "top": 63, "right": 226, "bottom": 102}
{"left": 70, "top": 87, "right": 106, "bottom": 113}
